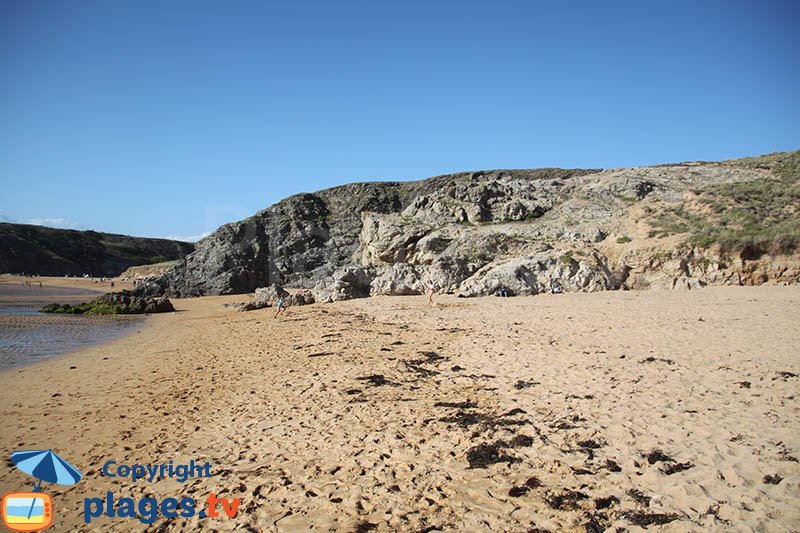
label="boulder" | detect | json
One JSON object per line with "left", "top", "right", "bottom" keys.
{"left": 371, "top": 264, "right": 424, "bottom": 295}
{"left": 255, "top": 284, "right": 289, "bottom": 306}
{"left": 312, "top": 266, "right": 374, "bottom": 303}
{"left": 249, "top": 284, "right": 315, "bottom": 309}
{"left": 457, "top": 252, "right": 610, "bottom": 297}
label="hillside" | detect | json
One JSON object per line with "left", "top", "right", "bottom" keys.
{"left": 0, "top": 224, "right": 195, "bottom": 277}
{"left": 137, "top": 150, "right": 800, "bottom": 299}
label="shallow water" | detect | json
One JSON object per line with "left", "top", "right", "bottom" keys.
{"left": 0, "top": 311, "right": 143, "bottom": 370}
{"left": 0, "top": 308, "right": 43, "bottom": 315}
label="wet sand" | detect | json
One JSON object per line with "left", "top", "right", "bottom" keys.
{"left": 0, "top": 275, "right": 133, "bottom": 305}
{"left": 0, "top": 286, "right": 798, "bottom": 531}
{"left": 0, "top": 276, "right": 140, "bottom": 369}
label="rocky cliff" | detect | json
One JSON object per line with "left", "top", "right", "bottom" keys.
{"left": 138, "top": 150, "right": 800, "bottom": 300}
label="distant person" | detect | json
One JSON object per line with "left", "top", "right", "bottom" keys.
{"left": 110, "top": 281, "right": 115, "bottom": 289}
{"left": 38, "top": 281, "right": 42, "bottom": 288}
{"left": 274, "top": 295, "right": 287, "bottom": 318}
{"left": 427, "top": 283, "right": 436, "bottom": 305}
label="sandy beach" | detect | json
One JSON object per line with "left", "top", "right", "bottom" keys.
{"left": 0, "top": 285, "right": 798, "bottom": 532}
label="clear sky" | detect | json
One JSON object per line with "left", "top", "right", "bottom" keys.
{"left": 1, "top": 1, "right": 798, "bottom": 241}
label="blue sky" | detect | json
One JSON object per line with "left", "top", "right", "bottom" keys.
{"left": 1, "top": 1, "right": 798, "bottom": 241}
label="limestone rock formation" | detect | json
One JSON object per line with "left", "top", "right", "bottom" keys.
{"left": 312, "top": 266, "right": 374, "bottom": 303}
{"left": 457, "top": 253, "right": 610, "bottom": 297}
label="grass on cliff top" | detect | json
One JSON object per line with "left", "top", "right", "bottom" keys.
{"left": 725, "top": 150, "right": 800, "bottom": 181}
{"left": 649, "top": 150, "right": 800, "bottom": 255}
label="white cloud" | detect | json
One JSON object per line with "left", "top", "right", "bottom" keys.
{"left": 24, "top": 217, "right": 83, "bottom": 230}
{"left": 0, "top": 214, "right": 16, "bottom": 223}
{"left": 164, "top": 232, "right": 211, "bottom": 243}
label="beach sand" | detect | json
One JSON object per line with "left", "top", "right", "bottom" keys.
{"left": 0, "top": 286, "right": 798, "bottom": 531}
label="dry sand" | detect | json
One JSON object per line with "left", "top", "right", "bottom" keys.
{"left": 0, "top": 285, "right": 798, "bottom": 532}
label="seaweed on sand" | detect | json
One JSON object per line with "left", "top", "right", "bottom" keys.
{"left": 661, "top": 461, "right": 694, "bottom": 475}
{"left": 405, "top": 351, "right": 448, "bottom": 378}
{"left": 544, "top": 489, "right": 588, "bottom": 510}
{"left": 623, "top": 511, "right": 679, "bottom": 527}
{"left": 508, "top": 475, "right": 542, "bottom": 497}
{"left": 645, "top": 449, "right": 674, "bottom": 464}
{"left": 356, "top": 374, "right": 396, "bottom": 387}
{"left": 434, "top": 401, "right": 478, "bottom": 409}
{"left": 626, "top": 488, "right": 651, "bottom": 507}
{"left": 466, "top": 441, "right": 520, "bottom": 469}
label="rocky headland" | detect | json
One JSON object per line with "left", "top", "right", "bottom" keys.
{"left": 0, "top": 224, "right": 194, "bottom": 277}
{"left": 137, "top": 151, "right": 800, "bottom": 301}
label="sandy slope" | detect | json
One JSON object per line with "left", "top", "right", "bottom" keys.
{"left": 0, "top": 286, "right": 798, "bottom": 532}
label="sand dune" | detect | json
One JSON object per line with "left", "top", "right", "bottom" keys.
{"left": 0, "top": 286, "right": 798, "bottom": 531}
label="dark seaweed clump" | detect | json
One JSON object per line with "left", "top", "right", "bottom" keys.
{"left": 509, "top": 434, "right": 534, "bottom": 448}
{"left": 545, "top": 489, "right": 588, "bottom": 510}
{"left": 583, "top": 511, "right": 611, "bottom": 533}
{"left": 645, "top": 449, "right": 674, "bottom": 464}
{"left": 439, "top": 407, "right": 529, "bottom": 432}
{"left": 625, "top": 511, "right": 679, "bottom": 527}
{"left": 356, "top": 374, "right": 394, "bottom": 387}
{"left": 508, "top": 476, "right": 542, "bottom": 497}
{"left": 594, "top": 496, "right": 619, "bottom": 509}
{"left": 434, "top": 401, "right": 478, "bottom": 409}
{"left": 577, "top": 439, "right": 604, "bottom": 449}
{"left": 355, "top": 522, "right": 378, "bottom": 533}
{"left": 405, "top": 351, "right": 447, "bottom": 377}
{"left": 466, "top": 442, "right": 519, "bottom": 469}
{"left": 662, "top": 461, "right": 694, "bottom": 475}
{"left": 640, "top": 356, "right": 675, "bottom": 365}
{"left": 627, "top": 488, "right": 651, "bottom": 507}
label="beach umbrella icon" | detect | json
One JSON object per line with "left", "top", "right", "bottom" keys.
{"left": 9, "top": 449, "right": 82, "bottom": 522}
{"left": 11, "top": 450, "right": 82, "bottom": 489}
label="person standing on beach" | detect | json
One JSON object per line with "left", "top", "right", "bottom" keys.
{"left": 274, "top": 295, "right": 287, "bottom": 318}
{"left": 427, "top": 282, "right": 436, "bottom": 305}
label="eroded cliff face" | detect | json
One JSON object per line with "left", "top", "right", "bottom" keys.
{"left": 137, "top": 151, "right": 799, "bottom": 299}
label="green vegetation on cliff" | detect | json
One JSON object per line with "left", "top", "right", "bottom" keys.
{"left": 650, "top": 150, "right": 800, "bottom": 255}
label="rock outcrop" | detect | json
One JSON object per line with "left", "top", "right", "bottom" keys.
{"left": 137, "top": 151, "right": 800, "bottom": 300}
{"left": 41, "top": 291, "right": 175, "bottom": 314}
{"left": 227, "top": 284, "right": 316, "bottom": 311}
{"left": 457, "top": 253, "right": 610, "bottom": 297}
